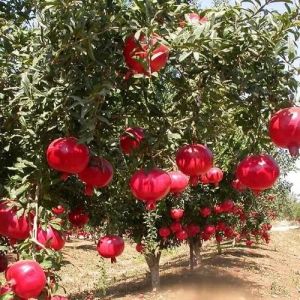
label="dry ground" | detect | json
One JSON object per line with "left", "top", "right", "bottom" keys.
{"left": 57, "top": 227, "right": 300, "bottom": 300}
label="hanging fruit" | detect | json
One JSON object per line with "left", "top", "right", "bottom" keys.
{"left": 5, "top": 260, "right": 46, "bottom": 299}
{"left": 135, "top": 243, "right": 145, "bottom": 253}
{"left": 186, "top": 224, "right": 201, "bottom": 238}
{"left": 0, "top": 201, "right": 30, "bottom": 240}
{"left": 68, "top": 208, "right": 89, "bottom": 227}
{"left": 231, "top": 178, "right": 247, "bottom": 192}
{"left": 205, "top": 167, "right": 224, "bottom": 186}
{"left": 170, "top": 222, "right": 182, "bottom": 233}
{"left": 37, "top": 226, "right": 65, "bottom": 251}
{"left": 176, "top": 229, "right": 188, "bottom": 241}
{"left": 176, "top": 144, "right": 213, "bottom": 185}
{"left": 123, "top": 33, "right": 169, "bottom": 75}
{"left": 46, "top": 137, "right": 89, "bottom": 180}
{"left": 236, "top": 155, "right": 280, "bottom": 195}
{"left": 269, "top": 107, "right": 300, "bottom": 156}
{"left": 158, "top": 227, "right": 171, "bottom": 240}
{"left": 168, "top": 171, "right": 189, "bottom": 195}
{"left": 78, "top": 156, "right": 114, "bottom": 196}
{"left": 120, "top": 127, "right": 144, "bottom": 155}
{"left": 169, "top": 208, "right": 184, "bottom": 221}
{"left": 129, "top": 168, "right": 171, "bottom": 210}
{"left": 199, "top": 207, "right": 211, "bottom": 218}
{"left": 97, "top": 235, "right": 125, "bottom": 263}
{"left": 52, "top": 205, "right": 65, "bottom": 215}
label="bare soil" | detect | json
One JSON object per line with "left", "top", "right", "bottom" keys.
{"left": 57, "top": 228, "right": 300, "bottom": 300}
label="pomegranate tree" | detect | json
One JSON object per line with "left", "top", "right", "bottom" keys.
{"left": 129, "top": 168, "right": 171, "bottom": 210}
{"left": 97, "top": 235, "right": 125, "bottom": 263}
{"left": 5, "top": 260, "right": 46, "bottom": 299}
{"left": 269, "top": 107, "right": 300, "bottom": 156}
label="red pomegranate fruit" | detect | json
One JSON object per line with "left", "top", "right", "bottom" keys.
{"left": 269, "top": 107, "right": 300, "bottom": 156}
{"left": 176, "top": 229, "right": 188, "bottom": 241}
{"left": 120, "top": 127, "right": 144, "bottom": 155}
{"left": 215, "top": 234, "right": 223, "bottom": 243}
{"left": 78, "top": 156, "right": 114, "bottom": 196}
{"left": 220, "top": 199, "right": 235, "bottom": 213}
{"left": 236, "top": 155, "right": 280, "bottom": 195}
{"left": 158, "top": 227, "right": 171, "bottom": 239}
{"left": 170, "top": 208, "right": 184, "bottom": 221}
{"left": 170, "top": 222, "right": 182, "bottom": 233}
{"left": 46, "top": 137, "right": 89, "bottom": 180}
{"left": 0, "top": 254, "right": 8, "bottom": 273}
{"left": 5, "top": 260, "right": 46, "bottom": 299}
{"left": 176, "top": 144, "right": 213, "bottom": 184}
{"left": 168, "top": 171, "right": 189, "bottom": 195}
{"left": 199, "top": 207, "right": 211, "bottom": 218}
{"left": 68, "top": 208, "right": 89, "bottom": 227}
{"left": 186, "top": 224, "right": 201, "bottom": 237}
{"left": 97, "top": 235, "right": 125, "bottom": 263}
{"left": 129, "top": 168, "right": 171, "bottom": 210}
{"left": 135, "top": 243, "right": 145, "bottom": 253}
{"left": 205, "top": 167, "right": 223, "bottom": 186}
{"left": 199, "top": 173, "right": 210, "bottom": 185}
{"left": 0, "top": 201, "right": 30, "bottom": 240}
{"left": 37, "top": 226, "right": 65, "bottom": 251}
{"left": 52, "top": 205, "right": 65, "bottom": 215}
{"left": 204, "top": 225, "right": 216, "bottom": 236}
{"left": 123, "top": 33, "right": 169, "bottom": 75}
{"left": 231, "top": 178, "right": 247, "bottom": 192}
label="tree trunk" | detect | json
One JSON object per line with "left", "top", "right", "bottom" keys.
{"left": 189, "top": 238, "right": 202, "bottom": 270}
{"left": 217, "top": 241, "right": 222, "bottom": 255}
{"left": 145, "top": 251, "right": 161, "bottom": 291}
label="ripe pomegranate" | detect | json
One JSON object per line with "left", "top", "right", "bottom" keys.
{"left": 220, "top": 199, "right": 235, "bottom": 213}
{"left": 68, "top": 208, "right": 89, "bottom": 227}
{"left": 204, "top": 225, "right": 216, "bottom": 236}
{"left": 269, "top": 107, "right": 300, "bottom": 156}
{"left": 236, "top": 155, "right": 280, "bottom": 195}
{"left": 46, "top": 137, "right": 89, "bottom": 180}
{"left": 199, "top": 173, "right": 210, "bottom": 185}
{"left": 231, "top": 178, "right": 247, "bottom": 192}
{"left": 216, "top": 221, "right": 227, "bottom": 232}
{"left": 78, "top": 156, "right": 114, "bottom": 196}
{"left": 176, "top": 229, "right": 188, "bottom": 241}
{"left": 5, "top": 260, "right": 46, "bottom": 299}
{"left": 135, "top": 243, "right": 145, "bottom": 253}
{"left": 0, "top": 201, "right": 30, "bottom": 240}
{"left": 170, "top": 222, "right": 182, "bottom": 233}
{"left": 201, "top": 232, "right": 211, "bottom": 241}
{"left": 158, "top": 227, "right": 171, "bottom": 239}
{"left": 0, "top": 285, "right": 12, "bottom": 298}
{"left": 0, "top": 254, "right": 8, "bottom": 273}
{"left": 129, "top": 168, "right": 171, "bottom": 210}
{"left": 37, "top": 226, "right": 65, "bottom": 251}
{"left": 176, "top": 144, "right": 213, "bottom": 184}
{"left": 52, "top": 205, "right": 65, "bottom": 215}
{"left": 224, "top": 227, "right": 235, "bottom": 239}
{"left": 123, "top": 33, "right": 169, "bottom": 75}
{"left": 245, "top": 240, "right": 253, "bottom": 247}
{"left": 215, "top": 234, "right": 223, "bottom": 243}
{"left": 97, "top": 235, "right": 125, "bottom": 263}
{"left": 168, "top": 171, "right": 189, "bottom": 195}
{"left": 199, "top": 207, "right": 211, "bottom": 218}
{"left": 120, "top": 127, "right": 144, "bottom": 155}
{"left": 186, "top": 224, "right": 200, "bottom": 237}
{"left": 205, "top": 167, "right": 223, "bottom": 186}
{"left": 170, "top": 208, "right": 184, "bottom": 221}
{"left": 214, "top": 205, "right": 223, "bottom": 214}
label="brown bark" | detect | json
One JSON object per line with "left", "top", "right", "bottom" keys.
{"left": 189, "top": 238, "right": 202, "bottom": 270}
{"left": 145, "top": 251, "right": 161, "bottom": 291}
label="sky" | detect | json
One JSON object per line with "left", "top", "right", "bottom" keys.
{"left": 200, "top": 0, "right": 300, "bottom": 198}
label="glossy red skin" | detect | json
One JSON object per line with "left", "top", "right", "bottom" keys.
{"left": 129, "top": 168, "right": 171, "bottom": 208}
{"left": 0, "top": 254, "right": 8, "bottom": 273}
{"left": 216, "top": 221, "right": 227, "bottom": 232}
{"left": 123, "top": 33, "right": 169, "bottom": 75}
{"left": 269, "top": 107, "right": 300, "bottom": 156}
{"left": 158, "top": 227, "right": 171, "bottom": 239}
{"left": 37, "top": 226, "right": 65, "bottom": 251}
{"left": 78, "top": 156, "right": 114, "bottom": 196}
{"left": 120, "top": 127, "right": 144, "bottom": 155}
{"left": 220, "top": 199, "right": 235, "bottom": 213}
{"left": 169, "top": 208, "right": 184, "bottom": 221}
{"left": 5, "top": 260, "right": 46, "bottom": 299}
{"left": 68, "top": 208, "right": 89, "bottom": 227}
{"left": 0, "top": 201, "right": 30, "bottom": 240}
{"left": 168, "top": 171, "right": 189, "bottom": 194}
{"left": 204, "top": 225, "right": 216, "bottom": 235}
{"left": 52, "top": 205, "right": 65, "bottom": 215}
{"left": 205, "top": 167, "right": 223, "bottom": 186}
{"left": 214, "top": 205, "right": 223, "bottom": 214}
{"left": 231, "top": 178, "right": 247, "bottom": 192}
{"left": 176, "top": 229, "right": 188, "bottom": 241}
{"left": 186, "top": 224, "right": 200, "bottom": 237}
{"left": 97, "top": 235, "right": 125, "bottom": 262}
{"left": 199, "top": 207, "right": 211, "bottom": 218}
{"left": 176, "top": 144, "right": 213, "bottom": 177}
{"left": 135, "top": 243, "right": 145, "bottom": 253}
{"left": 170, "top": 222, "right": 182, "bottom": 233}
{"left": 46, "top": 137, "right": 89, "bottom": 175}
{"left": 236, "top": 155, "right": 280, "bottom": 193}
{"left": 199, "top": 173, "right": 210, "bottom": 185}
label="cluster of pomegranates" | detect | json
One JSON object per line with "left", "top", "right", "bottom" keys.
{"left": 46, "top": 137, "right": 113, "bottom": 196}
{"left": 0, "top": 260, "right": 67, "bottom": 299}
